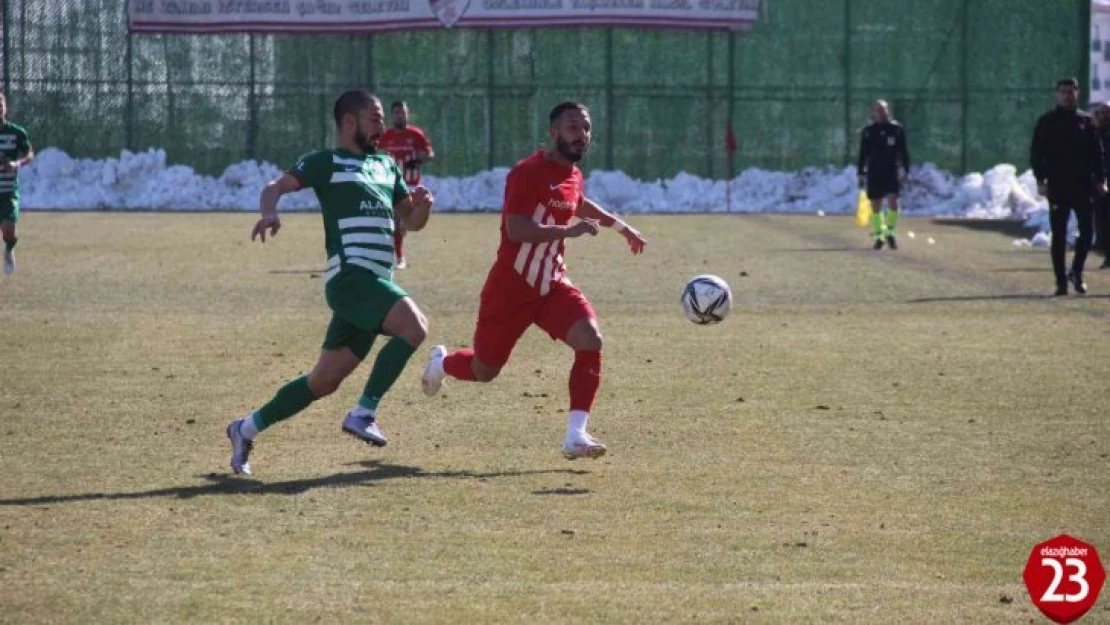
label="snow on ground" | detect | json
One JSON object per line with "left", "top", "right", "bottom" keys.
{"left": 20, "top": 148, "right": 1056, "bottom": 242}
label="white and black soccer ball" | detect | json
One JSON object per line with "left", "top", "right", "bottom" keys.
{"left": 680, "top": 274, "right": 732, "bottom": 325}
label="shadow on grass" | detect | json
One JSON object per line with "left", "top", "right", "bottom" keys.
{"left": 908, "top": 294, "right": 1110, "bottom": 303}
{"left": 0, "top": 461, "right": 591, "bottom": 507}
{"left": 773, "top": 247, "right": 862, "bottom": 253}
{"left": 531, "top": 488, "right": 591, "bottom": 496}
{"left": 931, "top": 218, "right": 1036, "bottom": 239}
{"left": 267, "top": 269, "right": 323, "bottom": 275}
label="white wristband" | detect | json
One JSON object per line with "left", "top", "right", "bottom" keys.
{"left": 612, "top": 220, "right": 629, "bottom": 233}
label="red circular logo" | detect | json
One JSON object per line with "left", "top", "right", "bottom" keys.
{"left": 1023, "top": 534, "right": 1105, "bottom": 624}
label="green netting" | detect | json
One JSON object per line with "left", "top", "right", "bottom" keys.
{"left": 0, "top": 0, "right": 1088, "bottom": 177}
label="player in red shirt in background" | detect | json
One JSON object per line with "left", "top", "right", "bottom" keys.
{"left": 419, "top": 102, "right": 648, "bottom": 460}
{"left": 378, "top": 100, "right": 435, "bottom": 269}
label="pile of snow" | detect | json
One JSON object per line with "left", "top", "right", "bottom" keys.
{"left": 20, "top": 148, "right": 1053, "bottom": 224}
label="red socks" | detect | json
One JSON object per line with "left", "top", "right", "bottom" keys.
{"left": 443, "top": 349, "right": 478, "bottom": 381}
{"left": 569, "top": 350, "right": 602, "bottom": 412}
{"left": 394, "top": 229, "right": 405, "bottom": 258}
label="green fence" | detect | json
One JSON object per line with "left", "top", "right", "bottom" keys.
{"left": 0, "top": 0, "right": 1089, "bottom": 179}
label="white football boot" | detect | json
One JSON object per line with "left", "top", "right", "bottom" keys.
{"left": 561, "top": 432, "right": 608, "bottom": 460}
{"left": 341, "top": 412, "right": 388, "bottom": 447}
{"left": 421, "top": 345, "right": 448, "bottom": 396}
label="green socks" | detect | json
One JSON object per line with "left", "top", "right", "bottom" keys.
{"left": 871, "top": 212, "right": 885, "bottom": 239}
{"left": 886, "top": 208, "right": 899, "bottom": 234}
{"left": 253, "top": 375, "right": 317, "bottom": 431}
{"left": 870, "top": 209, "right": 899, "bottom": 239}
{"left": 358, "top": 337, "right": 417, "bottom": 411}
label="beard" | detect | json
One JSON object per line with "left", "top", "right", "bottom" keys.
{"left": 556, "top": 135, "right": 587, "bottom": 163}
{"left": 355, "top": 128, "right": 378, "bottom": 153}
{"left": 393, "top": 121, "right": 407, "bottom": 130}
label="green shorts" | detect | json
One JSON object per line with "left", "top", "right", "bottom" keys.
{"left": 0, "top": 194, "right": 19, "bottom": 222}
{"left": 322, "top": 268, "right": 407, "bottom": 360}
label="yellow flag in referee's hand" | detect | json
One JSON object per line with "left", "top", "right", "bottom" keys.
{"left": 855, "top": 190, "right": 872, "bottom": 228}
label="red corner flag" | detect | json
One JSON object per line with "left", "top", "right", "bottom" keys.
{"left": 725, "top": 124, "right": 737, "bottom": 212}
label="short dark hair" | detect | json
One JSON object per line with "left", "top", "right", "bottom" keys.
{"left": 391, "top": 100, "right": 408, "bottom": 111}
{"left": 1056, "top": 77, "right": 1080, "bottom": 90}
{"left": 549, "top": 101, "right": 589, "bottom": 127}
{"left": 333, "top": 90, "right": 379, "bottom": 127}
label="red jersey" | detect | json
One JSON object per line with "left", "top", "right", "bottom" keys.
{"left": 494, "top": 150, "right": 583, "bottom": 296}
{"left": 378, "top": 125, "right": 432, "bottom": 186}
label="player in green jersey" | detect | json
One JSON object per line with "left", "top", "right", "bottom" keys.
{"left": 226, "top": 90, "right": 435, "bottom": 475}
{"left": 0, "top": 94, "right": 34, "bottom": 276}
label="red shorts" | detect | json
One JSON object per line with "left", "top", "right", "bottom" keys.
{"left": 473, "top": 265, "right": 596, "bottom": 369}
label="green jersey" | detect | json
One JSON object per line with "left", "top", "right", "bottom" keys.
{"left": 290, "top": 148, "right": 409, "bottom": 283}
{"left": 0, "top": 122, "right": 31, "bottom": 196}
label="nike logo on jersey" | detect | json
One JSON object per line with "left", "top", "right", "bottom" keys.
{"left": 549, "top": 183, "right": 561, "bottom": 190}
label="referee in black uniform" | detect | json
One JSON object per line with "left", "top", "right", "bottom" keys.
{"left": 1030, "top": 77, "right": 1107, "bottom": 295}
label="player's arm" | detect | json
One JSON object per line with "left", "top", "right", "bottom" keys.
{"left": 1089, "top": 122, "right": 1107, "bottom": 193}
{"left": 503, "top": 170, "right": 597, "bottom": 243}
{"left": 506, "top": 213, "right": 598, "bottom": 243}
{"left": 4, "top": 131, "right": 33, "bottom": 171}
{"left": 252, "top": 172, "right": 300, "bottom": 242}
{"left": 411, "top": 131, "right": 435, "bottom": 166}
{"left": 856, "top": 128, "right": 868, "bottom": 187}
{"left": 395, "top": 188, "right": 434, "bottom": 232}
{"left": 578, "top": 196, "right": 647, "bottom": 255}
{"left": 897, "top": 126, "right": 910, "bottom": 179}
{"left": 392, "top": 159, "right": 433, "bottom": 232}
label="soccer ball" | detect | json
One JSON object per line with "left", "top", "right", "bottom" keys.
{"left": 680, "top": 274, "right": 732, "bottom": 325}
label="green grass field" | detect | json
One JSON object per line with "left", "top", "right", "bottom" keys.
{"left": 0, "top": 213, "right": 1107, "bottom": 624}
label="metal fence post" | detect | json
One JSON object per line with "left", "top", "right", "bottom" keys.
{"left": 2, "top": 0, "right": 10, "bottom": 98}
{"left": 247, "top": 34, "right": 257, "bottom": 160}
{"left": 126, "top": 30, "right": 134, "bottom": 151}
{"left": 959, "top": 0, "right": 969, "bottom": 174}
{"left": 1081, "top": 0, "right": 1092, "bottom": 107}
{"left": 605, "top": 28, "right": 614, "bottom": 170}
{"left": 486, "top": 29, "right": 495, "bottom": 170}
{"left": 705, "top": 31, "right": 713, "bottom": 178}
{"left": 843, "top": 0, "right": 853, "bottom": 166}
{"left": 727, "top": 29, "right": 735, "bottom": 180}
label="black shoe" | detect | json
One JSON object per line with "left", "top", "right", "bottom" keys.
{"left": 886, "top": 235, "right": 898, "bottom": 250}
{"left": 873, "top": 238, "right": 884, "bottom": 250}
{"left": 1055, "top": 283, "right": 1068, "bottom": 297}
{"left": 1068, "top": 270, "right": 1088, "bottom": 295}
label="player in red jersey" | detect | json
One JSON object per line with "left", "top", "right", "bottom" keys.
{"left": 419, "top": 101, "right": 647, "bottom": 460}
{"left": 378, "top": 100, "right": 435, "bottom": 269}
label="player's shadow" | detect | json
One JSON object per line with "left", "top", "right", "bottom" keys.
{"left": 907, "top": 294, "right": 1110, "bottom": 303}
{"left": 774, "top": 247, "right": 861, "bottom": 253}
{"left": 0, "top": 461, "right": 591, "bottom": 507}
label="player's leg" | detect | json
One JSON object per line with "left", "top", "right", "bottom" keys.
{"left": 536, "top": 282, "right": 607, "bottom": 460}
{"left": 885, "top": 194, "right": 900, "bottom": 250}
{"left": 1, "top": 195, "right": 19, "bottom": 275}
{"left": 1069, "top": 197, "right": 1094, "bottom": 294}
{"left": 1100, "top": 196, "right": 1110, "bottom": 268}
{"left": 332, "top": 274, "right": 423, "bottom": 446}
{"left": 394, "top": 223, "right": 407, "bottom": 269}
{"left": 423, "top": 275, "right": 533, "bottom": 394}
{"left": 1049, "top": 200, "right": 1071, "bottom": 295}
{"left": 226, "top": 319, "right": 365, "bottom": 475}
{"left": 866, "top": 186, "right": 886, "bottom": 249}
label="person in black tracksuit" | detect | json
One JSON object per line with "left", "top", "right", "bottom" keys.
{"left": 1030, "top": 77, "right": 1107, "bottom": 295}
{"left": 1094, "top": 102, "right": 1110, "bottom": 268}
{"left": 857, "top": 100, "right": 910, "bottom": 250}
